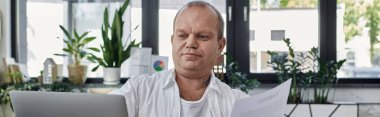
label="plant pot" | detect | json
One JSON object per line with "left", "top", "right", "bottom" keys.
{"left": 68, "top": 64, "right": 87, "bottom": 86}
{"left": 103, "top": 67, "right": 120, "bottom": 85}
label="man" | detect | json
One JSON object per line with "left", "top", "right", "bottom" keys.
{"left": 110, "top": 1, "right": 248, "bottom": 117}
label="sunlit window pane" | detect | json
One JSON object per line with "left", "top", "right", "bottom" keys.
{"left": 337, "top": 0, "right": 380, "bottom": 78}
{"left": 249, "top": 0, "right": 319, "bottom": 73}
{"left": 27, "top": 1, "right": 64, "bottom": 77}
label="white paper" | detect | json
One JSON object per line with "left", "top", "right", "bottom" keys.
{"left": 231, "top": 79, "right": 292, "bottom": 117}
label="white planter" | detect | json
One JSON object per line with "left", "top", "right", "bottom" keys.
{"left": 103, "top": 67, "right": 121, "bottom": 85}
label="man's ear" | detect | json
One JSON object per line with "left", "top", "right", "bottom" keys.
{"left": 171, "top": 35, "right": 174, "bottom": 44}
{"left": 218, "top": 37, "right": 226, "bottom": 52}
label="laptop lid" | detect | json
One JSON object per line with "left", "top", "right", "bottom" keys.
{"left": 10, "top": 91, "right": 128, "bottom": 117}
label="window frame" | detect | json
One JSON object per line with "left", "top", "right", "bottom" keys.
{"left": 226, "top": 0, "right": 380, "bottom": 84}
{"left": 13, "top": 0, "right": 380, "bottom": 83}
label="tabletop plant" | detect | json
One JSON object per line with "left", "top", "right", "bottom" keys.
{"left": 89, "top": 0, "right": 139, "bottom": 71}
{"left": 55, "top": 25, "right": 98, "bottom": 85}
{"left": 56, "top": 25, "right": 99, "bottom": 66}
{"left": 87, "top": 0, "right": 140, "bottom": 85}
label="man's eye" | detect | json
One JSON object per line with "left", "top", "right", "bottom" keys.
{"left": 177, "top": 34, "right": 188, "bottom": 39}
{"left": 198, "top": 35, "right": 209, "bottom": 40}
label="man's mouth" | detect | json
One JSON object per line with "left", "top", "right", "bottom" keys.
{"left": 182, "top": 53, "right": 201, "bottom": 57}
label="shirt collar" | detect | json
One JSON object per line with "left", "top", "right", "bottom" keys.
{"left": 161, "top": 69, "right": 221, "bottom": 94}
{"left": 161, "top": 69, "right": 176, "bottom": 89}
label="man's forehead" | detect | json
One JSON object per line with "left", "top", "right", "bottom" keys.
{"left": 176, "top": 5, "right": 218, "bottom": 20}
{"left": 175, "top": 28, "right": 215, "bottom": 34}
{"left": 174, "top": 6, "right": 219, "bottom": 31}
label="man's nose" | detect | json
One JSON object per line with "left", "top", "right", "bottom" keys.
{"left": 185, "top": 36, "right": 198, "bottom": 49}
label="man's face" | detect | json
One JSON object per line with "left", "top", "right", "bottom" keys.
{"left": 172, "top": 6, "right": 225, "bottom": 73}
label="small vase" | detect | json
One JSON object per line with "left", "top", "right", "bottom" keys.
{"left": 68, "top": 64, "right": 87, "bottom": 86}
{"left": 103, "top": 67, "right": 121, "bottom": 85}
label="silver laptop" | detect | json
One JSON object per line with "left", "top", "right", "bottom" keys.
{"left": 10, "top": 91, "right": 128, "bottom": 117}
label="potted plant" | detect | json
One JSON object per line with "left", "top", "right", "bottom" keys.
{"left": 305, "top": 47, "right": 346, "bottom": 104}
{"left": 268, "top": 38, "right": 346, "bottom": 104}
{"left": 267, "top": 38, "right": 309, "bottom": 103}
{"left": 55, "top": 25, "right": 98, "bottom": 86}
{"left": 89, "top": 0, "right": 140, "bottom": 85}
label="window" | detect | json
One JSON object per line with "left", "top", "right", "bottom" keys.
{"left": 27, "top": 1, "right": 64, "bottom": 77}
{"left": 71, "top": 1, "right": 140, "bottom": 77}
{"left": 22, "top": 0, "right": 380, "bottom": 82}
{"left": 271, "top": 30, "right": 285, "bottom": 41}
{"left": 337, "top": 0, "right": 380, "bottom": 78}
{"left": 26, "top": 0, "right": 139, "bottom": 77}
{"left": 249, "top": 0, "right": 319, "bottom": 73}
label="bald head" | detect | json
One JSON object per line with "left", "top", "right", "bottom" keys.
{"left": 173, "top": 1, "right": 224, "bottom": 38}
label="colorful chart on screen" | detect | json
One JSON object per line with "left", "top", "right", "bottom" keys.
{"left": 153, "top": 60, "right": 165, "bottom": 71}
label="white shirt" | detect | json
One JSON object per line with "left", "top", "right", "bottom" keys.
{"left": 110, "top": 69, "right": 249, "bottom": 117}
{"left": 180, "top": 87, "right": 211, "bottom": 117}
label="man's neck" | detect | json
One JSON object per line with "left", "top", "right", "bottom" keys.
{"left": 175, "top": 71, "right": 211, "bottom": 101}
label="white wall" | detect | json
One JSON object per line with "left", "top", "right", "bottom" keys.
{"left": 250, "top": 9, "right": 319, "bottom": 52}
{"left": 0, "top": 0, "right": 11, "bottom": 59}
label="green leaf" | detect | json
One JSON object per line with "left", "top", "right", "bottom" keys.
{"left": 113, "top": 10, "right": 123, "bottom": 41}
{"left": 103, "top": 8, "right": 109, "bottom": 29}
{"left": 63, "top": 48, "right": 71, "bottom": 53}
{"left": 63, "top": 40, "right": 70, "bottom": 45}
{"left": 79, "top": 51, "right": 87, "bottom": 58}
{"left": 53, "top": 54, "right": 67, "bottom": 56}
{"left": 79, "top": 31, "right": 90, "bottom": 41}
{"left": 73, "top": 28, "right": 81, "bottom": 42}
{"left": 87, "top": 47, "right": 100, "bottom": 52}
{"left": 101, "top": 26, "right": 109, "bottom": 44}
{"left": 67, "top": 44, "right": 73, "bottom": 52}
{"left": 91, "top": 65, "right": 100, "bottom": 72}
{"left": 81, "top": 37, "right": 96, "bottom": 45}
{"left": 59, "top": 25, "right": 71, "bottom": 40}
{"left": 119, "top": 0, "right": 129, "bottom": 16}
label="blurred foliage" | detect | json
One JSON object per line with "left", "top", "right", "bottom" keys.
{"left": 267, "top": 38, "right": 307, "bottom": 103}
{"left": 0, "top": 79, "right": 81, "bottom": 104}
{"left": 268, "top": 38, "right": 346, "bottom": 103}
{"left": 223, "top": 54, "right": 260, "bottom": 93}
{"left": 338, "top": 0, "right": 380, "bottom": 63}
